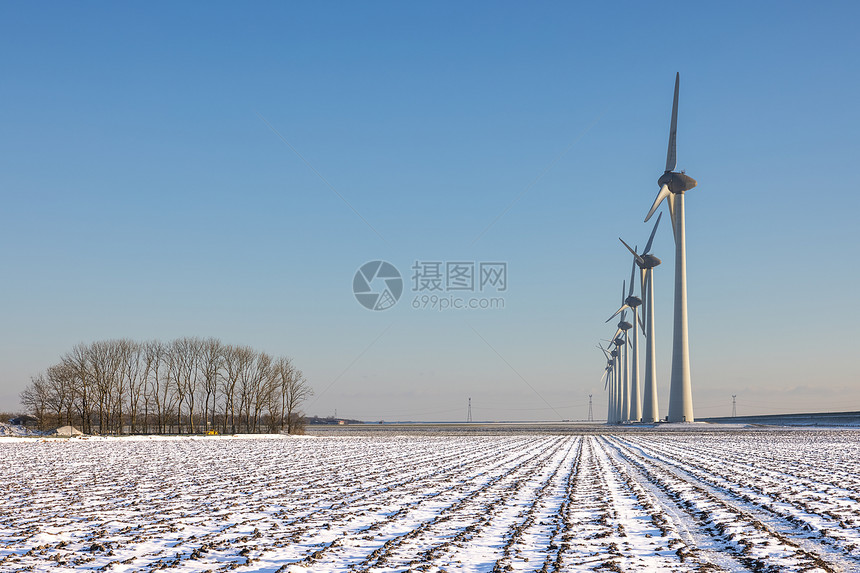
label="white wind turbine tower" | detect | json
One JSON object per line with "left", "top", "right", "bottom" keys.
{"left": 609, "top": 292, "right": 633, "bottom": 422}
{"left": 645, "top": 72, "right": 697, "bottom": 422}
{"left": 610, "top": 345, "right": 621, "bottom": 423}
{"left": 615, "top": 329, "right": 630, "bottom": 422}
{"left": 605, "top": 342, "right": 621, "bottom": 424}
{"left": 619, "top": 212, "right": 663, "bottom": 423}
{"left": 598, "top": 343, "right": 616, "bottom": 424}
{"left": 602, "top": 337, "right": 622, "bottom": 424}
{"left": 607, "top": 262, "right": 643, "bottom": 422}
{"left": 598, "top": 345, "right": 611, "bottom": 423}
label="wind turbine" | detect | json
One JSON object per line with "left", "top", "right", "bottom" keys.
{"left": 609, "top": 344, "right": 621, "bottom": 423}
{"left": 615, "top": 328, "right": 630, "bottom": 422}
{"left": 620, "top": 212, "right": 663, "bottom": 423}
{"left": 609, "top": 287, "right": 633, "bottom": 422}
{"left": 644, "top": 72, "right": 697, "bottom": 422}
{"left": 598, "top": 344, "right": 615, "bottom": 424}
{"left": 601, "top": 338, "right": 621, "bottom": 424}
{"left": 607, "top": 261, "right": 643, "bottom": 422}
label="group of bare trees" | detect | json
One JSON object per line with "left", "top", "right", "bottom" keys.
{"left": 19, "top": 338, "right": 313, "bottom": 435}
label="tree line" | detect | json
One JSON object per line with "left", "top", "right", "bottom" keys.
{"left": 19, "top": 338, "right": 313, "bottom": 435}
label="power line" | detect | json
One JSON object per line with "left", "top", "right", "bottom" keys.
{"left": 464, "top": 321, "right": 564, "bottom": 421}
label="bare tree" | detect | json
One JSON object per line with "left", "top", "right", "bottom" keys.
{"left": 199, "top": 338, "right": 222, "bottom": 433}
{"left": 169, "top": 337, "right": 203, "bottom": 433}
{"left": 117, "top": 340, "right": 144, "bottom": 434}
{"left": 273, "top": 357, "right": 313, "bottom": 434}
{"left": 107, "top": 338, "right": 142, "bottom": 435}
{"left": 23, "top": 338, "right": 310, "bottom": 436}
{"left": 264, "top": 363, "right": 282, "bottom": 433}
{"left": 236, "top": 347, "right": 259, "bottom": 433}
{"left": 45, "top": 363, "right": 76, "bottom": 428}
{"left": 88, "top": 340, "right": 124, "bottom": 434}
{"left": 144, "top": 340, "right": 171, "bottom": 434}
{"left": 249, "top": 352, "right": 273, "bottom": 433}
{"left": 138, "top": 341, "right": 158, "bottom": 433}
{"left": 62, "top": 343, "right": 94, "bottom": 434}
{"left": 20, "top": 373, "right": 50, "bottom": 430}
{"left": 220, "top": 344, "right": 245, "bottom": 434}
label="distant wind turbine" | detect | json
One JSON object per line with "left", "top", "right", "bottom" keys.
{"left": 619, "top": 212, "right": 663, "bottom": 423}
{"left": 598, "top": 344, "right": 615, "bottom": 424}
{"left": 607, "top": 261, "right": 643, "bottom": 422}
{"left": 609, "top": 345, "right": 621, "bottom": 423}
{"left": 644, "top": 72, "right": 697, "bottom": 423}
{"left": 609, "top": 287, "right": 633, "bottom": 422}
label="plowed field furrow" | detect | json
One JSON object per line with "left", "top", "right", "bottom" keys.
{"left": 503, "top": 438, "right": 581, "bottom": 570}
{"left": 2, "top": 430, "right": 859, "bottom": 573}
{"left": 627, "top": 436, "right": 860, "bottom": 552}
{"left": 606, "top": 436, "right": 841, "bottom": 572}
{"left": 552, "top": 437, "right": 702, "bottom": 572}
{"left": 652, "top": 433, "right": 860, "bottom": 491}
{"left": 297, "top": 437, "right": 569, "bottom": 570}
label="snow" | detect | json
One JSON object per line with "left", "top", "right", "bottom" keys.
{"left": 0, "top": 422, "right": 37, "bottom": 437}
{"left": 1, "top": 428, "right": 858, "bottom": 572}
{"left": 46, "top": 425, "right": 84, "bottom": 437}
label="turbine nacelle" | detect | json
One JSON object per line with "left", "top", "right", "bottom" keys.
{"left": 640, "top": 253, "right": 662, "bottom": 268}
{"left": 620, "top": 219, "right": 661, "bottom": 269}
{"left": 657, "top": 171, "right": 697, "bottom": 194}
{"left": 619, "top": 321, "right": 633, "bottom": 331}
{"left": 625, "top": 295, "right": 642, "bottom": 308}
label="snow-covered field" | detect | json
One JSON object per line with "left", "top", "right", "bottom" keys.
{"left": 1, "top": 429, "right": 859, "bottom": 572}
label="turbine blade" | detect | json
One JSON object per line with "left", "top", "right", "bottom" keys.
{"left": 668, "top": 193, "right": 677, "bottom": 240}
{"left": 628, "top": 257, "right": 636, "bottom": 298}
{"left": 638, "top": 313, "right": 646, "bottom": 335}
{"left": 619, "top": 237, "right": 645, "bottom": 265}
{"left": 643, "top": 211, "right": 662, "bottom": 255}
{"left": 605, "top": 304, "right": 631, "bottom": 323}
{"left": 666, "top": 72, "right": 679, "bottom": 173}
{"left": 621, "top": 280, "right": 626, "bottom": 305}
{"left": 645, "top": 184, "right": 671, "bottom": 222}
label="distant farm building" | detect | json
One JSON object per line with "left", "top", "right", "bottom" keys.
{"left": 9, "top": 415, "right": 38, "bottom": 428}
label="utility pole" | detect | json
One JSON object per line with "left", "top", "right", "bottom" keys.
{"left": 467, "top": 397, "right": 472, "bottom": 423}
{"left": 588, "top": 394, "right": 594, "bottom": 422}
{"left": 732, "top": 395, "right": 737, "bottom": 418}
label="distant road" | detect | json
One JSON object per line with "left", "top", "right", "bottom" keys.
{"left": 701, "top": 410, "right": 860, "bottom": 426}
{"left": 306, "top": 414, "right": 860, "bottom": 436}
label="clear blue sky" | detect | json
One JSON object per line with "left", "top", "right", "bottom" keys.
{"left": 2, "top": 1, "right": 858, "bottom": 420}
